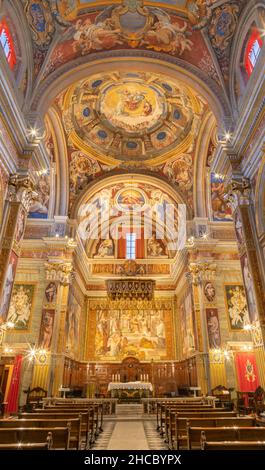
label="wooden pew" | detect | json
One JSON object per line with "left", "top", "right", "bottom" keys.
{"left": 182, "top": 417, "right": 255, "bottom": 450}
{"left": 163, "top": 405, "right": 215, "bottom": 441}
{"left": 202, "top": 441, "right": 265, "bottom": 450}
{"left": 197, "top": 427, "right": 265, "bottom": 450}
{"left": 158, "top": 404, "right": 215, "bottom": 434}
{"left": 173, "top": 416, "right": 256, "bottom": 449}
{"left": 0, "top": 427, "right": 69, "bottom": 449}
{"left": 18, "top": 411, "right": 92, "bottom": 448}
{"left": 163, "top": 410, "right": 237, "bottom": 443}
{"left": 0, "top": 442, "right": 50, "bottom": 450}
{"left": 40, "top": 404, "right": 103, "bottom": 434}
{"left": 156, "top": 401, "right": 212, "bottom": 429}
{"left": 0, "top": 418, "right": 81, "bottom": 450}
{"left": 33, "top": 406, "right": 101, "bottom": 441}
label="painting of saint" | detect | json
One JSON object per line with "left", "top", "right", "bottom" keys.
{"left": 206, "top": 308, "right": 221, "bottom": 349}
{"left": 100, "top": 81, "right": 164, "bottom": 133}
{"left": 117, "top": 188, "right": 145, "bottom": 211}
{"left": 28, "top": 174, "right": 50, "bottom": 219}
{"left": 0, "top": 251, "right": 18, "bottom": 322}
{"left": 204, "top": 282, "right": 216, "bottom": 302}
{"left": 211, "top": 173, "right": 233, "bottom": 221}
{"left": 147, "top": 234, "right": 166, "bottom": 257}
{"left": 65, "top": 290, "right": 81, "bottom": 357}
{"left": 38, "top": 309, "right": 55, "bottom": 350}
{"left": 7, "top": 284, "right": 35, "bottom": 330}
{"left": 180, "top": 289, "right": 196, "bottom": 357}
{"left": 234, "top": 210, "right": 244, "bottom": 245}
{"left": 94, "top": 239, "right": 114, "bottom": 258}
{"left": 240, "top": 254, "right": 258, "bottom": 323}
{"left": 30, "top": 3, "right": 46, "bottom": 33}
{"left": 15, "top": 209, "right": 26, "bottom": 243}
{"left": 225, "top": 285, "right": 248, "bottom": 330}
{"left": 45, "top": 282, "right": 57, "bottom": 303}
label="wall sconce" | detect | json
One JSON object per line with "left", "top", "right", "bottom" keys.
{"left": 26, "top": 345, "right": 48, "bottom": 364}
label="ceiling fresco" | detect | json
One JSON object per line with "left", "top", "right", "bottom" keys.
{"left": 58, "top": 71, "right": 204, "bottom": 163}
{"left": 24, "top": 0, "right": 222, "bottom": 86}
{"left": 77, "top": 180, "right": 180, "bottom": 258}
{"left": 51, "top": 70, "right": 209, "bottom": 213}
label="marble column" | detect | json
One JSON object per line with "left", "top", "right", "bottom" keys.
{"left": 45, "top": 260, "right": 75, "bottom": 397}
{"left": 226, "top": 174, "right": 265, "bottom": 387}
{"left": 188, "top": 260, "right": 218, "bottom": 395}
{"left": 0, "top": 174, "right": 36, "bottom": 323}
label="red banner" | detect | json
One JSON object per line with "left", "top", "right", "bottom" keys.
{"left": 235, "top": 352, "right": 259, "bottom": 392}
{"left": 6, "top": 355, "right": 23, "bottom": 413}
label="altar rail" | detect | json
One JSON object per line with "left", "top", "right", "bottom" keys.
{"left": 142, "top": 397, "right": 218, "bottom": 414}
{"left": 42, "top": 398, "right": 118, "bottom": 415}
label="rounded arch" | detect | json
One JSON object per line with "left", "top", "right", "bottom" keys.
{"left": 254, "top": 151, "right": 265, "bottom": 237}
{"left": 73, "top": 172, "right": 187, "bottom": 261}
{"left": 193, "top": 112, "right": 216, "bottom": 218}
{"left": 30, "top": 51, "right": 231, "bottom": 128}
{"left": 0, "top": 167, "right": 4, "bottom": 226}
{"left": 46, "top": 108, "right": 69, "bottom": 217}
{"left": 229, "top": 1, "right": 265, "bottom": 113}
{"left": 71, "top": 172, "right": 191, "bottom": 221}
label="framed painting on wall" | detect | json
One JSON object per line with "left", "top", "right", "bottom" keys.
{"left": 224, "top": 284, "right": 249, "bottom": 331}
{"left": 6, "top": 283, "right": 36, "bottom": 331}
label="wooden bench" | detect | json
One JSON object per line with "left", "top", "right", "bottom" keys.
{"left": 198, "top": 427, "right": 265, "bottom": 450}
{"left": 202, "top": 441, "right": 265, "bottom": 450}
{"left": 169, "top": 415, "right": 256, "bottom": 449}
{"left": 163, "top": 410, "right": 237, "bottom": 443}
{"left": 0, "top": 418, "right": 81, "bottom": 450}
{"left": 0, "top": 427, "right": 69, "bottom": 449}
{"left": 158, "top": 404, "right": 215, "bottom": 433}
{"left": 0, "top": 442, "right": 50, "bottom": 450}
{"left": 41, "top": 404, "right": 103, "bottom": 434}
{"left": 18, "top": 411, "right": 92, "bottom": 448}
{"left": 156, "top": 402, "right": 211, "bottom": 428}
{"left": 33, "top": 406, "right": 100, "bottom": 441}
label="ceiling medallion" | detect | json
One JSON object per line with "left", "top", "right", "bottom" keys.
{"left": 99, "top": 80, "right": 166, "bottom": 134}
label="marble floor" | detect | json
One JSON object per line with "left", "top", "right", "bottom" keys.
{"left": 92, "top": 404, "right": 166, "bottom": 451}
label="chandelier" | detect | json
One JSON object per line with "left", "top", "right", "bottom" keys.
{"left": 106, "top": 279, "right": 155, "bottom": 301}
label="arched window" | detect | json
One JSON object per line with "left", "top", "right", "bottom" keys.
{"left": 0, "top": 18, "right": 16, "bottom": 70}
{"left": 244, "top": 27, "right": 263, "bottom": 77}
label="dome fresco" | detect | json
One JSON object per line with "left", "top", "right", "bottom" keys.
{"left": 60, "top": 71, "right": 204, "bottom": 163}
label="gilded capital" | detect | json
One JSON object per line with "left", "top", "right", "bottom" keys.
{"left": 225, "top": 177, "right": 251, "bottom": 211}
{"left": 188, "top": 261, "right": 217, "bottom": 285}
{"left": 7, "top": 173, "right": 38, "bottom": 212}
{"left": 45, "top": 261, "right": 75, "bottom": 285}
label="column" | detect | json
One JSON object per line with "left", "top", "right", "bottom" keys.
{"left": 226, "top": 174, "right": 265, "bottom": 387}
{"left": 188, "top": 260, "right": 218, "bottom": 395}
{"left": 45, "top": 260, "right": 75, "bottom": 397}
{"left": 0, "top": 174, "right": 36, "bottom": 323}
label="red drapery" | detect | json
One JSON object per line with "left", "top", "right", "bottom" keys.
{"left": 6, "top": 355, "right": 23, "bottom": 413}
{"left": 235, "top": 352, "right": 259, "bottom": 392}
{"left": 118, "top": 227, "right": 144, "bottom": 259}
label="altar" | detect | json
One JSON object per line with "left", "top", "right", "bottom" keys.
{"left": 108, "top": 382, "right": 153, "bottom": 400}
